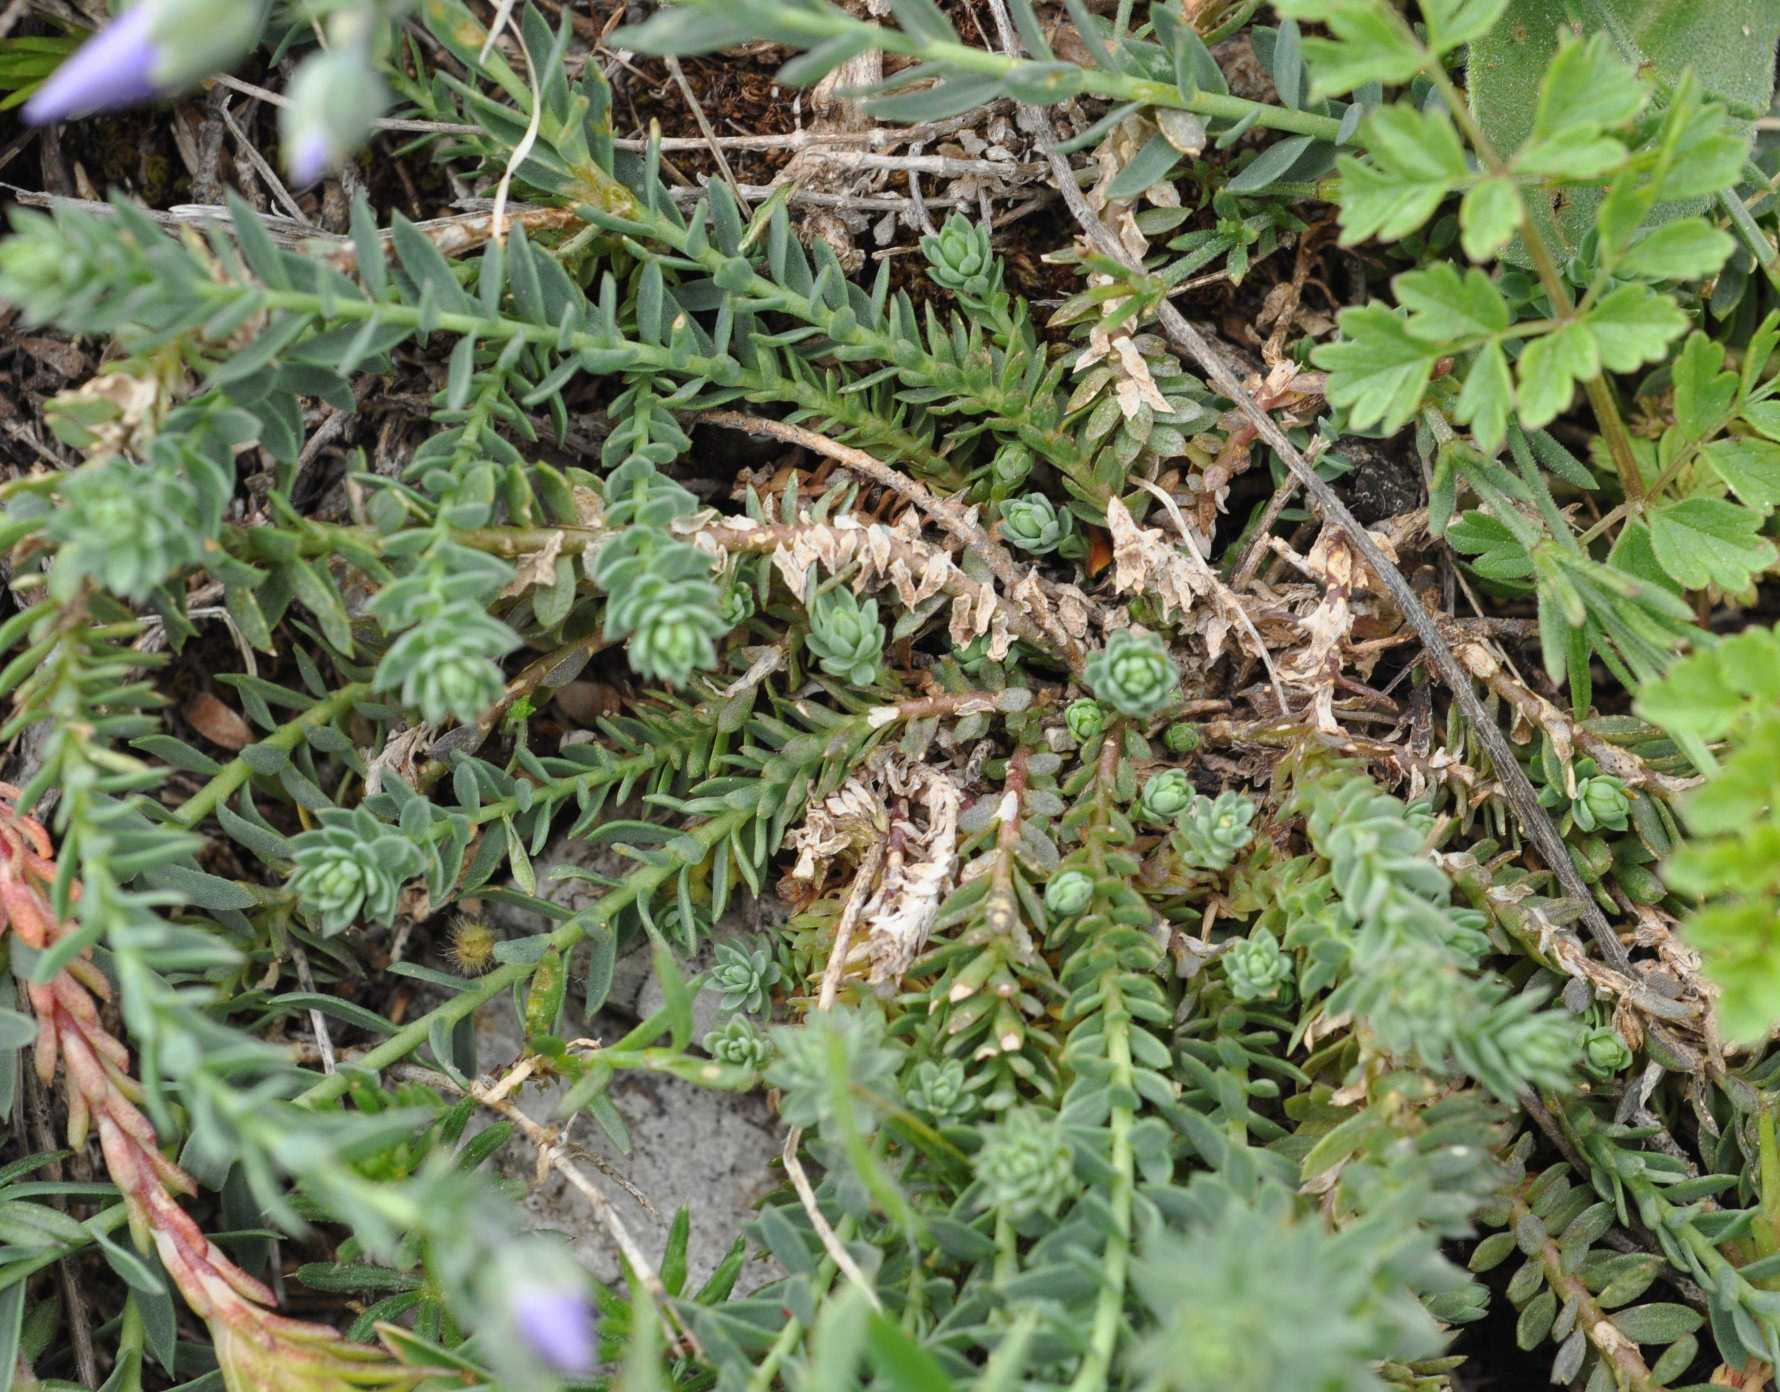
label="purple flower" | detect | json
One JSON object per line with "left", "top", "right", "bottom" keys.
{"left": 286, "top": 129, "right": 333, "bottom": 189}
{"left": 24, "top": 3, "right": 162, "bottom": 125}
{"left": 278, "top": 45, "right": 387, "bottom": 187}
{"left": 22, "top": 0, "right": 267, "bottom": 128}
{"left": 512, "top": 1284, "right": 596, "bottom": 1377}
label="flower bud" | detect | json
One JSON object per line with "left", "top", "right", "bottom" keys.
{"left": 280, "top": 44, "right": 388, "bottom": 185}
{"left": 523, "top": 945, "right": 567, "bottom": 1040}
{"left": 447, "top": 916, "right": 497, "bottom": 976}
{"left": 25, "top": 0, "right": 269, "bottom": 125}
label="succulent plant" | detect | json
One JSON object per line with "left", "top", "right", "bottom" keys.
{"left": 1064, "top": 329, "right": 1216, "bottom": 475}
{"left": 719, "top": 580, "right": 757, "bottom": 629}
{"left": 1165, "top": 721, "right": 1202, "bottom": 754}
{"left": 1000, "top": 493, "right": 1068, "bottom": 555}
{"left": 48, "top": 458, "right": 205, "bottom": 602}
{"left": 768, "top": 1005, "right": 904, "bottom": 1135}
{"left": 952, "top": 634, "right": 999, "bottom": 678}
{"left": 709, "top": 939, "right": 783, "bottom": 1015}
{"left": 1175, "top": 791, "right": 1258, "bottom": 872}
{"left": 1572, "top": 773, "right": 1632, "bottom": 833}
{"left": 921, "top": 212, "right": 997, "bottom": 302}
{"left": 1045, "top": 869, "right": 1095, "bottom": 917}
{"left": 906, "top": 1058, "right": 975, "bottom": 1121}
{"left": 1065, "top": 698, "right": 1107, "bottom": 743}
{"left": 615, "top": 573, "right": 729, "bottom": 687}
{"left": 376, "top": 602, "right": 515, "bottom": 725}
{"left": 1536, "top": 755, "right": 1632, "bottom": 835}
{"left": 1140, "top": 769, "right": 1196, "bottom": 824}
{"left": 990, "top": 441, "right": 1034, "bottom": 491}
{"left": 806, "top": 588, "right": 885, "bottom": 686}
{"left": 1579, "top": 1023, "right": 1634, "bottom": 1080}
{"left": 591, "top": 496, "right": 729, "bottom": 687}
{"left": 288, "top": 807, "right": 425, "bottom": 936}
{"left": 703, "top": 1017, "right": 771, "bottom": 1072}
{"left": 1224, "top": 927, "right": 1293, "bottom": 1004}
{"left": 975, "top": 1109, "right": 1074, "bottom": 1220}
{"left": 1086, "top": 628, "right": 1179, "bottom": 719}
{"left": 652, "top": 897, "right": 714, "bottom": 953}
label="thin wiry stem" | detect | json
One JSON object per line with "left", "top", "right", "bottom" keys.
{"left": 981, "top": 0, "right": 1634, "bottom": 975}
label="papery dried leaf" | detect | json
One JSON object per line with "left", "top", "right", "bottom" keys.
{"left": 185, "top": 691, "right": 253, "bottom": 751}
{"left": 1105, "top": 495, "right": 1212, "bottom": 621}
{"left": 498, "top": 527, "right": 564, "bottom": 598}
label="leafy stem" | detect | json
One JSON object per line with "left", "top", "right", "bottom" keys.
{"left": 171, "top": 682, "right": 372, "bottom": 829}
{"left": 1506, "top": 1184, "right": 1657, "bottom": 1391}
{"left": 1404, "top": 17, "right": 1646, "bottom": 503}
{"left": 629, "top": 0, "right": 1345, "bottom": 144}
{"left": 1071, "top": 972, "right": 1134, "bottom": 1392}
{"left": 295, "top": 803, "right": 753, "bottom": 1109}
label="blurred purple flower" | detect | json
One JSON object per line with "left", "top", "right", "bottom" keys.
{"left": 278, "top": 44, "right": 387, "bottom": 187}
{"left": 512, "top": 1284, "right": 596, "bottom": 1378}
{"left": 286, "top": 130, "right": 333, "bottom": 189}
{"left": 23, "top": 4, "right": 161, "bottom": 125}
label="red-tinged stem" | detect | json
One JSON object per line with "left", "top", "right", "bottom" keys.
{"left": 0, "top": 788, "right": 424, "bottom": 1389}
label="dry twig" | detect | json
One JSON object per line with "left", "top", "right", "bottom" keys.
{"left": 783, "top": 838, "right": 888, "bottom": 1309}
{"left": 980, "top": 0, "right": 1634, "bottom": 974}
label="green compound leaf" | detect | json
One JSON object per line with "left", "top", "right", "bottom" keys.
{"left": 1646, "top": 498, "right": 1776, "bottom": 592}
{"left": 1636, "top": 624, "right": 1780, "bottom": 743}
{"left": 1456, "top": 340, "right": 1514, "bottom": 452}
{"left": 1459, "top": 177, "right": 1522, "bottom": 262}
{"left": 1515, "top": 322, "right": 1597, "bottom": 429}
{"left": 1704, "top": 438, "right": 1780, "bottom": 512}
{"left": 1470, "top": 0, "right": 1780, "bottom": 260}
{"left": 1617, "top": 218, "right": 1735, "bottom": 282}
{"left": 1313, "top": 305, "right": 1441, "bottom": 434}
{"left": 1671, "top": 332, "right": 1741, "bottom": 446}
{"left": 1582, "top": 283, "right": 1687, "bottom": 372}
{"left": 1274, "top": 0, "right": 1423, "bottom": 96}
{"left": 1333, "top": 105, "right": 1469, "bottom": 245}
{"left": 1395, "top": 264, "right": 1509, "bottom": 341}
{"left": 1528, "top": 33, "right": 1646, "bottom": 146}
{"left": 1422, "top": 0, "right": 1510, "bottom": 52}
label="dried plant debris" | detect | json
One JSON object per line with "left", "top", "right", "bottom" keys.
{"left": 1, "top": 1, "right": 1779, "bottom": 1389}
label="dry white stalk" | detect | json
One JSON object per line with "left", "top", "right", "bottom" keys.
{"left": 784, "top": 838, "right": 890, "bottom": 1311}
